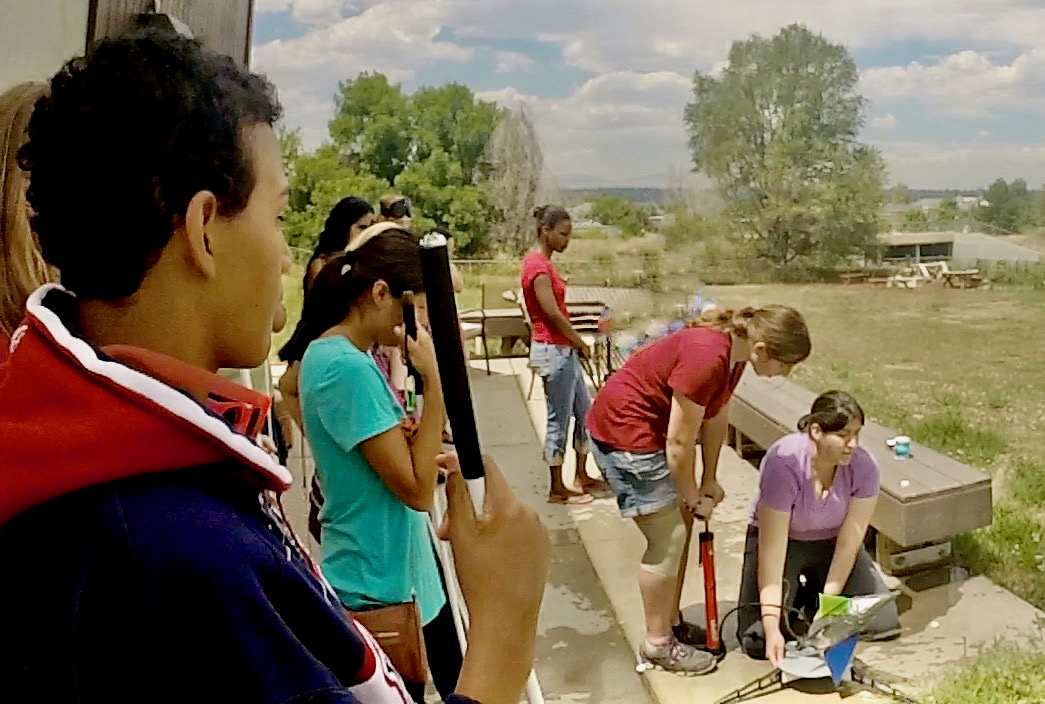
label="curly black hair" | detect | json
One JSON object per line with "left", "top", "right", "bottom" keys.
{"left": 17, "top": 29, "right": 281, "bottom": 300}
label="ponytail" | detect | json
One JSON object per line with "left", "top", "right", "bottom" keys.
{"left": 688, "top": 304, "right": 810, "bottom": 365}
{"left": 278, "top": 258, "right": 350, "bottom": 363}
{"left": 798, "top": 390, "right": 864, "bottom": 433}
{"left": 277, "top": 227, "right": 424, "bottom": 362}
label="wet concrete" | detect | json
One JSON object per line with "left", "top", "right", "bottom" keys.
{"left": 470, "top": 367, "right": 653, "bottom": 703}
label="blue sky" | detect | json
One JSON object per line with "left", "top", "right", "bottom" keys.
{"left": 251, "top": 1, "right": 1045, "bottom": 189}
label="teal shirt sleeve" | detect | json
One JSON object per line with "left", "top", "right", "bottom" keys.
{"left": 311, "top": 345, "right": 403, "bottom": 454}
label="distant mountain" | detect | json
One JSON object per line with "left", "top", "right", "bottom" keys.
{"left": 563, "top": 187, "right": 669, "bottom": 203}
{"left": 556, "top": 172, "right": 668, "bottom": 189}
{"left": 910, "top": 189, "right": 982, "bottom": 199}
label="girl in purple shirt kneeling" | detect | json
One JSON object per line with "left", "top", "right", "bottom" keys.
{"left": 737, "top": 391, "right": 900, "bottom": 666}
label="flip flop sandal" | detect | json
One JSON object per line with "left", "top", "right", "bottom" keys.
{"left": 548, "top": 491, "right": 594, "bottom": 505}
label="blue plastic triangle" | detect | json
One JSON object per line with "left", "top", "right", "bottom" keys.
{"left": 824, "top": 636, "right": 858, "bottom": 685}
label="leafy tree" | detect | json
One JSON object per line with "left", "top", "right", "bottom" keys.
{"left": 590, "top": 196, "right": 649, "bottom": 237}
{"left": 979, "top": 178, "right": 1020, "bottom": 232}
{"left": 283, "top": 73, "right": 505, "bottom": 253}
{"left": 937, "top": 198, "right": 960, "bottom": 222}
{"left": 684, "top": 24, "right": 885, "bottom": 264}
{"left": 278, "top": 139, "right": 386, "bottom": 249}
{"left": 394, "top": 149, "right": 489, "bottom": 252}
{"left": 412, "top": 83, "right": 500, "bottom": 177}
{"left": 329, "top": 73, "right": 413, "bottom": 183}
{"left": 889, "top": 183, "right": 912, "bottom": 204}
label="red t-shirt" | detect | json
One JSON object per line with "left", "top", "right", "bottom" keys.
{"left": 520, "top": 251, "right": 571, "bottom": 346}
{"left": 0, "top": 329, "right": 10, "bottom": 366}
{"left": 587, "top": 327, "right": 745, "bottom": 452}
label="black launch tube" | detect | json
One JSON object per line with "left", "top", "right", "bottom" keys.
{"left": 402, "top": 294, "right": 423, "bottom": 401}
{"left": 419, "top": 232, "right": 484, "bottom": 480}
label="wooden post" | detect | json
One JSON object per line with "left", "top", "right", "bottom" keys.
{"left": 87, "top": 0, "right": 254, "bottom": 67}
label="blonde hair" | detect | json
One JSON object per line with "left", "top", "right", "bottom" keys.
{"left": 1, "top": 82, "right": 53, "bottom": 336}
{"left": 688, "top": 304, "right": 810, "bottom": 364}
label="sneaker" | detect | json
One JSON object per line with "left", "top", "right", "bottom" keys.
{"left": 638, "top": 638, "right": 717, "bottom": 675}
{"left": 672, "top": 619, "right": 707, "bottom": 647}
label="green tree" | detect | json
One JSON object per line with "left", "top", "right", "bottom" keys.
{"left": 285, "top": 73, "right": 504, "bottom": 253}
{"left": 412, "top": 83, "right": 501, "bottom": 177}
{"left": 590, "top": 196, "right": 649, "bottom": 237}
{"left": 280, "top": 142, "right": 387, "bottom": 250}
{"left": 889, "top": 183, "right": 912, "bottom": 204}
{"left": 394, "top": 149, "right": 489, "bottom": 252}
{"left": 278, "top": 126, "right": 302, "bottom": 175}
{"left": 329, "top": 73, "right": 413, "bottom": 183}
{"left": 979, "top": 178, "right": 1017, "bottom": 232}
{"left": 684, "top": 24, "right": 885, "bottom": 264}
{"left": 937, "top": 197, "right": 960, "bottom": 222}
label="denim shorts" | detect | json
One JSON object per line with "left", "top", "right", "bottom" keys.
{"left": 590, "top": 440, "right": 679, "bottom": 518}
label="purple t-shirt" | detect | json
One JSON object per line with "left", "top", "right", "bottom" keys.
{"left": 748, "top": 432, "right": 880, "bottom": 541}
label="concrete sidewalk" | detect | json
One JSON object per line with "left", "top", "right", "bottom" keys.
{"left": 469, "top": 363, "right": 653, "bottom": 703}
{"left": 495, "top": 355, "right": 1045, "bottom": 703}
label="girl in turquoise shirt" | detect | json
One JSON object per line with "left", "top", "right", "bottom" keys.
{"left": 298, "top": 224, "right": 460, "bottom": 702}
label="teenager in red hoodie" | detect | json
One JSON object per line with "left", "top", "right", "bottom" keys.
{"left": 0, "top": 28, "right": 549, "bottom": 704}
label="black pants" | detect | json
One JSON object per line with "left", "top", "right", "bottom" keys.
{"left": 737, "top": 527, "right": 899, "bottom": 659}
{"left": 403, "top": 602, "right": 464, "bottom": 703}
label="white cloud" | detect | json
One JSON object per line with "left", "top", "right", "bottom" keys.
{"left": 253, "top": 0, "right": 1045, "bottom": 186}
{"left": 288, "top": 0, "right": 351, "bottom": 26}
{"left": 252, "top": 2, "right": 473, "bottom": 146}
{"left": 480, "top": 72, "right": 692, "bottom": 186}
{"left": 875, "top": 139, "right": 1045, "bottom": 189}
{"left": 256, "top": 0, "right": 294, "bottom": 12}
{"left": 456, "top": 0, "right": 1045, "bottom": 75}
{"left": 870, "top": 113, "right": 898, "bottom": 130}
{"left": 494, "top": 51, "right": 534, "bottom": 73}
{"left": 861, "top": 48, "right": 1045, "bottom": 118}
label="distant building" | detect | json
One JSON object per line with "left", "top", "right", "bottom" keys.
{"left": 878, "top": 231, "right": 1040, "bottom": 263}
{"left": 915, "top": 197, "right": 944, "bottom": 213}
{"left": 955, "top": 195, "right": 988, "bottom": 211}
{"left": 646, "top": 213, "right": 676, "bottom": 230}
{"left": 567, "top": 203, "right": 595, "bottom": 221}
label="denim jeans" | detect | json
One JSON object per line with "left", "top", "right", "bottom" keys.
{"left": 530, "top": 343, "right": 591, "bottom": 465}
{"left": 590, "top": 440, "right": 679, "bottom": 518}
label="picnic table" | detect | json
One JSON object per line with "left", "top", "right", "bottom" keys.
{"left": 942, "top": 269, "right": 984, "bottom": 288}
{"left": 838, "top": 272, "right": 871, "bottom": 285}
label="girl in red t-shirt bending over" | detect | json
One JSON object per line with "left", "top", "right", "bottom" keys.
{"left": 521, "top": 205, "right": 608, "bottom": 504}
{"left": 587, "top": 305, "right": 810, "bottom": 674}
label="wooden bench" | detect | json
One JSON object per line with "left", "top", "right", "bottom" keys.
{"left": 838, "top": 272, "right": 870, "bottom": 285}
{"left": 942, "top": 270, "right": 984, "bottom": 288}
{"left": 728, "top": 374, "right": 992, "bottom": 581}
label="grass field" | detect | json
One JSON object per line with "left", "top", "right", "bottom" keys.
{"left": 924, "top": 640, "right": 1045, "bottom": 704}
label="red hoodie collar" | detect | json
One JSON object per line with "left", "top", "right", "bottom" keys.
{"left": 0, "top": 284, "right": 293, "bottom": 524}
